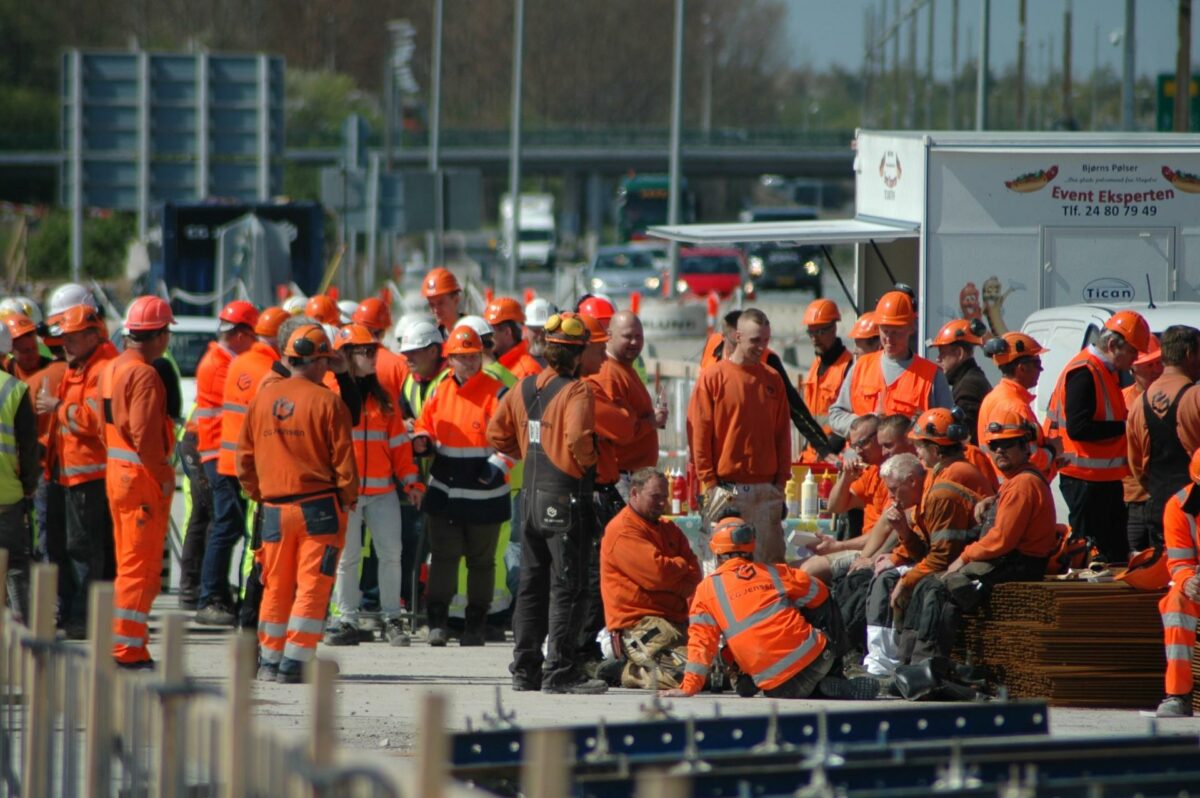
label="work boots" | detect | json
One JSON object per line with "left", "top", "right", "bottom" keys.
{"left": 427, "top": 603, "right": 449, "bottom": 647}
{"left": 460, "top": 605, "right": 487, "bottom": 647}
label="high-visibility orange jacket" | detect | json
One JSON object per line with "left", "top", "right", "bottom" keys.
{"left": 849, "top": 464, "right": 891, "bottom": 533}
{"left": 960, "top": 465, "right": 1057, "bottom": 563}
{"left": 217, "top": 341, "right": 279, "bottom": 477}
{"left": 1161, "top": 484, "right": 1200, "bottom": 696}
{"left": 1044, "top": 347, "right": 1128, "bottom": 482}
{"left": 100, "top": 350, "right": 175, "bottom": 487}
{"left": 194, "top": 342, "right": 236, "bottom": 463}
{"left": 236, "top": 374, "right": 358, "bottom": 509}
{"left": 682, "top": 559, "right": 827, "bottom": 695}
{"left": 963, "top": 442, "right": 1001, "bottom": 494}
{"left": 55, "top": 341, "right": 117, "bottom": 486}
{"left": 803, "top": 345, "right": 852, "bottom": 425}
{"left": 599, "top": 506, "right": 701, "bottom": 631}
{"left": 1164, "top": 485, "right": 1200, "bottom": 585}
{"left": 24, "top": 358, "right": 67, "bottom": 466}
{"left": 499, "top": 340, "right": 543, "bottom": 380}
{"left": 351, "top": 389, "right": 418, "bottom": 496}
{"left": 415, "top": 370, "right": 511, "bottom": 523}
{"left": 1122, "top": 383, "right": 1150, "bottom": 503}
{"left": 893, "top": 460, "right": 989, "bottom": 592}
{"left": 977, "top": 377, "right": 1057, "bottom": 480}
{"left": 590, "top": 356, "right": 658, "bottom": 472}
{"left": 375, "top": 347, "right": 409, "bottom": 403}
{"left": 848, "top": 350, "right": 939, "bottom": 419}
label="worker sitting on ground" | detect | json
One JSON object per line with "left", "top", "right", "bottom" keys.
{"left": 659, "top": 516, "right": 880, "bottom": 700}
{"left": 1151, "top": 449, "right": 1200, "bottom": 718}
{"left": 598, "top": 467, "right": 701, "bottom": 688}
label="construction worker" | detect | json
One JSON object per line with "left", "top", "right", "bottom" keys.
{"left": 1127, "top": 326, "right": 1200, "bottom": 553}
{"left": 40, "top": 303, "right": 117, "bottom": 632}
{"left": 412, "top": 325, "right": 511, "bottom": 647}
{"left": 194, "top": 300, "right": 260, "bottom": 626}
{"left": 598, "top": 467, "right": 701, "bottom": 689}
{"left": 1152, "top": 449, "right": 1200, "bottom": 717}
{"left": 1045, "top": 310, "right": 1150, "bottom": 563}
{"left": 326, "top": 323, "right": 421, "bottom": 648}
{"left": 660, "top": 516, "right": 878, "bottom": 700}
{"left": 1122, "top": 337, "right": 1166, "bottom": 553}
{"left": 485, "top": 298, "right": 542, "bottom": 379}
{"left": 422, "top": 267, "right": 463, "bottom": 336}
{"left": 304, "top": 294, "right": 342, "bottom": 327}
{"left": 828, "top": 291, "right": 952, "bottom": 438}
{"left": 848, "top": 312, "right": 881, "bottom": 357}
{"left": 237, "top": 324, "right": 358, "bottom": 683}
{"left": 101, "top": 296, "right": 176, "bottom": 669}
{"left": 0, "top": 321, "right": 41, "bottom": 624}
{"left": 487, "top": 312, "right": 607, "bottom": 694}
{"left": 978, "top": 332, "right": 1057, "bottom": 480}
{"left": 801, "top": 299, "right": 852, "bottom": 461}
{"left": 928, "top": 319, "right": 992, "bottom": 444}
{"left": 523, "top": 297, "right": 556, "bottom": 367}
{"left": 352, "top": 297, "right": 408, "bottom": 400}
{"left": 901, "top": 410, "right": 1057, "bottom": 663}
{"left": 599, "top": 310, "right": 665, "bottom": 483}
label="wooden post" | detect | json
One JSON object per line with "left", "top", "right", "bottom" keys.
{"left": 222, "top": 633, "right": 255, "bottom": 798}
{"left": 415, "top": 693, "right": 448, "bottom": 798}
{"left": 156, "top": 614, "right": 187, "bottom": 798}
{"left": 307, "top": 658, "right": 338, "bottom": 768}
{"left": 521, "top": 728, "right": 571, "bottom": 798}
{"left": 21, "top": 563, "right": 57, "bottom": 798}
{"left": 635, "top": 769, "right": 690, "bottom": 798}
{"left": 84, "top": 583, "right": 113, "bottom": 798}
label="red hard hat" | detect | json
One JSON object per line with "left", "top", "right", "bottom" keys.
{"left": 3, "top": 313, "right": 37, "bottom": 341}
{"left": 803, "top": 299, "right": 841, "bottom": 327}
{"left": 484, "top": 297, "right": 525, "bottom": 326}
{"left": 421, "top": 267, "right": 461, "bottom": 298}
{"left": 983, "top": 332, "right": 1048, "bottom": 366}
{"left": 709, "top": 516, "right": 756, "bottom": 556}
{"left": 579, "top": 313, "right": 610, "bottom": 344}
{"left": 929, "top": 318, "right": 984, "bottom": 347}
{"left": 578, "top": 296, "right": 616, "bottom": 323}
{"left": 444, "top": 324, "right": 484, "bottom": 355}
{"left": 909, "top": 408, "right": 969, "bottom": 446}
{"left": 284, "top": 324, "right": 333, "bottom": 359}
{"left": 352, "top": 297, "right": 393, "bottom": 332}
{"left": 874, "top": 291, "right": 916, "bottom": 327}
{"left": 124, "top": 296, "right": 175, "bottom": 332}
{"left": 1104, "top": 310, "right": 1151, "bottom": 353}
{"left": 254, "top": 307, "right": 290, "bottom": 338}
{"left": 334, "top": 323, "right": 379, "bottom": 351}
{"left": 304, "top": 295, "right": 341, "bottom": 326}
{"left": 218, "top": 300, "right": 259, "bottom": 330}
{"left": 848, "top": 312, "right": 880, "bottom": 340}
{"left": 1117, "top": 547, "right": 1170, "bottom": 591}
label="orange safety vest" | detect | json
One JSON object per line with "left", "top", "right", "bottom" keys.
{"left": 1044, "top": 348, "right": 1129, "bottom": 482}
{"left": 194, "top": 341, "right": 236, "bottom": 463}
{"left": 498, "top": 340, "right": 543, "bottom": 380}
{"left": 848, "top": 350, "right": 939, "bottom": 419}
{"left": 352, "top": 391, "right": 418, "bottom": 496}
{"left": 977, "top": 378, "right": 1057, "bottom": 481}
{"left": 217, "top": 341, "right": 279, "bottom": 477}
{"left": 799, "top": 347, "right": 852, "bottom": 463}
{"left": 56, "top": 342, "right": 117, "bottom": 486}
{"left": 99, "top": 354, "right": 173, "bottom": 474}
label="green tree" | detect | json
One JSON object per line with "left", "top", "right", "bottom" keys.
{"left": 27, "top": 210, "right": 135, "bottom": 280}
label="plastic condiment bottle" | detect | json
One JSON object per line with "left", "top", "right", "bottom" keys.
{"left": 800, "top": 470, "right": 819, "bottom": 519}
{"left": 671, "top": 470, "right": 686, "bottom": 515}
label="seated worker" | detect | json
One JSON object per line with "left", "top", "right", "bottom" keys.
{"left": 1152, "top": 449, "right": 1200, "bottom": 718}
{"left": 659, "top": 517, "right": 880, "bottom": 701}
{"left": 598, "top": 467, "right": 702, "bottom": 688}
{"left": 897, "top": 410, "right": 1057, "bottom": 663}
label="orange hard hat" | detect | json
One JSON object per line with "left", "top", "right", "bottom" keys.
{"left": 803, "top": 299, "right": 841, "bottom": 327}
{"left": 421, "top": 267, "right": 461, "bottom": 298}
{"left": 1104, "top": 310, "right": 1151, "bottom": 353}
{"left": 58, "top": 305, "right": 106, "bottom": 335}
{"left": 1117, "top": 547, "right": 1170, "bottom": 591}
{"left": 579, "top": 313, "right": 610, "bottom": 344}
{"left": 254, "top": 306, "right": 290, "bottom": 338}
{"left": 543, "top": 312, "right": 590, "bottom": 346}
{"left": 304, "top": 295, "right": 341, "bottom": 326}
{"left": 218, "top": 300, "right": 259, "bottom": 331}
{"left": 848, "top": 312, "right": 880, "bottom": 340}
{"left": 352, "top": 297, "right": 393, "bottom": 332}
{"left": 124, "top": 296, "right": 175, "bottom": 332}
{"left": 928, "top": 318, "right": 985, "bottom": 348}
{"left": 909, "top": 407, "right": 970, "bottom": 446}
{"left": 3, "top": 313, "right": 37, "bottom": 341}
{"left": 334, "top": 323, "right": 379, "bottom": 351}
{"left": 1190, "top": 449, "right": 1200, "bottom": 485}
{"left": 982, "top": 407, "right": 1037, "bottom": 445}
{"left": 709, "top": 516, "right": 756, "bottom": 556}
{"left": 444, "top": 324, "right": 484, "bottom": 355}
{"left": 284, "top": 324, "right": 333, "bottom": 359}
{"left": 578, "top": 295, "right": 616, "bottom": 322}
{"left": 484, "top": 297, "right": 525, "bottom": 326}
{"left": 1134, "top": 336, "right": 1162, "bottom": 366}
{"left": 874, "top": 291, "right": 916, "bottom": 327}
{"left": 983, "top": 332, "right": 1048, "bottom": 367}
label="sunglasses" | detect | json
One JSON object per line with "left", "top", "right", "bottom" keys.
{"left": 987, "top": 438, "right": 1024, "bottom": 453}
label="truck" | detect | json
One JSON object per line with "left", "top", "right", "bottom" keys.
{"left": 616, "top": 174, "right": 696, "bottom": 242}
{"left": 500, "top": 193, "right": 557, "bottom": 270}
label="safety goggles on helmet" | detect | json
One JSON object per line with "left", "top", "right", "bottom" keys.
{"left": 543, "top": 312, "right": 589, "bottom": 345}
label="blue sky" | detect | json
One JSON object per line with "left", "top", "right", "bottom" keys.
{"left": 784, "top": 1, "right": 1195, "bottom": 79}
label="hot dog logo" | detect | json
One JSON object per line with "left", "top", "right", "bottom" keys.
{"left": 1004, "top": 165, "right": 1058, "bottom": 193}
{"left": 1162, "top": 166, "right": 1200, "bottom": 194}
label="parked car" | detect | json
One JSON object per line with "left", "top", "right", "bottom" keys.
{"left": 676, "top": 247, "right": 752, "bottom": 299}
{"left": 588, "top": 244, "right": 663, "bottom": 298}
{"left": 745, "top": 243, "right": 823, "bottom": 295}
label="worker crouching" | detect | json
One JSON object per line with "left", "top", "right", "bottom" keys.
{"left": 236, "top": 325, "right": 358, "bottom": 683}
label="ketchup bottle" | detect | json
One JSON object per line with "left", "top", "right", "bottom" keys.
{"left": 685, "top": 460, "right": 699, "bottom": 513}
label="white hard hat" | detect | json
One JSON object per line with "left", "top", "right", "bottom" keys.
{"left": 0, "top": 323, "right": 13, "bottom": 356}
{"left": 47, "top": 283, "right": 97, "bottom": 318}
{"left": 0, "top": 297, "right": 42, "bottom": 326}
{"left": 337, "top": 299, "right": 358, "bottom": 325}
{"left": 457, "top": 314, "right": 494, "bottom": 338}
{"left": 282, "top": 296, "right": 307, "bottom": 315}
{"left": 525, "top": 297, "right": 557, "bottom": 328}
{"left": 399, "top": 320, "right": 443, "bottom": 353}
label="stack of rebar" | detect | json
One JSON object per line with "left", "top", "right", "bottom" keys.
{"left": 958, "top": 581, "right": 1166, "bottom": 708}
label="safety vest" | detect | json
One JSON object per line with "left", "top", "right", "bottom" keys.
{"left": 352, "top": 391, "right": 417, "bottom": 496}
{"left": 848, "top": 350, "right": 939, "bottom": 419}
{"left": 1045, "top": 348, "right": 1128, "bottom": 482}
{"left": 977, "top": 378, "right": 1056, "bottom": 481}
{"left": 800, "top": 345, "right": 852, "bottom": 463}
{"left": 498, "top": 341, "right": 542, "bottom": 380}
{"left": 400, "top": 369, "right": 450, "bottom": 423}
{"left": 56, "top": 342, "right": 117, "bottom": 487}
{"left": 194, "top": 341, "right": 236, "bottom": 463}
{"left": 217, "top": 342, "right": 278, "bottom": 477}
{"left": 99, "top": 354, "right": 173, "bottom": 475}
{"left": 0, "top": 372, "right": 29, "bottom": 505}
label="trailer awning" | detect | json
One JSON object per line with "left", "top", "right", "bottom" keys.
{"left": 647, "top": 217, "right": 919, "bottom": 246}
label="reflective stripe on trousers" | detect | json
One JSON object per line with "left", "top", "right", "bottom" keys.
{"left": 1160, "top": 585, "right": 1200, "bottom": 696}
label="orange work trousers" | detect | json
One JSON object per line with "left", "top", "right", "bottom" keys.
{"left": 108, "top": 460, "right": 173, "bottom": 665}
{"left": 256, "top": 494, "right": 346, "bottom": 668}
{"left": 1160, "top": 584, "right": 1200, "bottom": 696}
